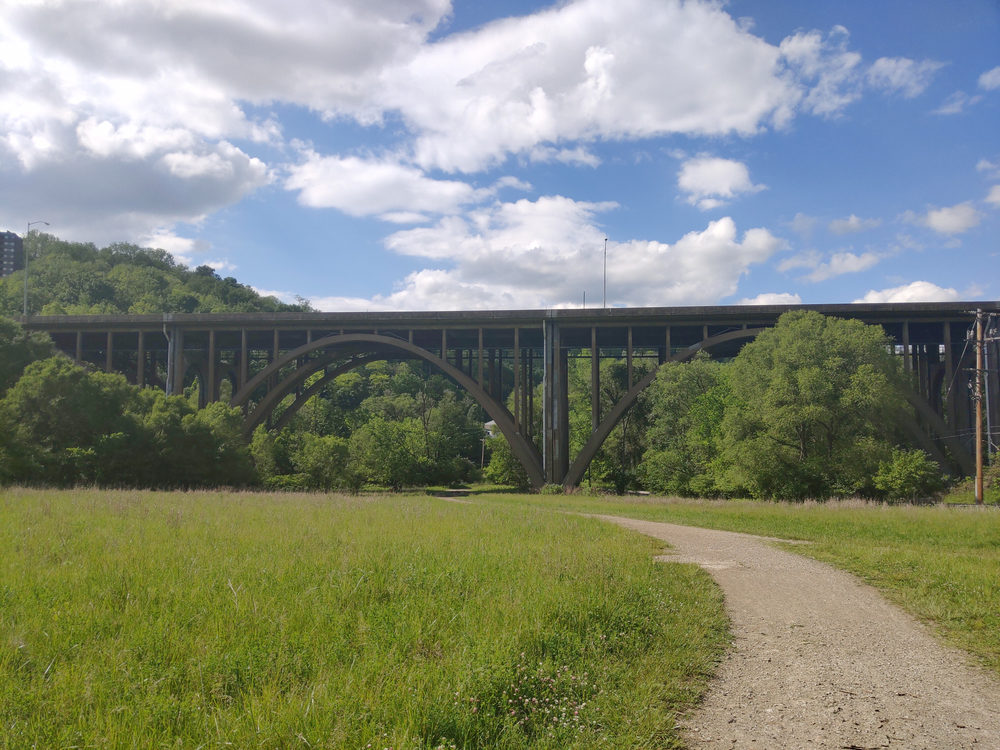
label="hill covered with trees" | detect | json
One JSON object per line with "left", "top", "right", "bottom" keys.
{"left": 0, "top": 231, "right": 311, "bottom": 315}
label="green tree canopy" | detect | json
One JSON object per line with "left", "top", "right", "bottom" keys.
{"left": 641, "top": 353, "right": 727, "bottom": 497}
{"left": 0, "top": 317, "right": 56, "bottom": 395}
{"left": 715, "top": 310, "right": 909, "bottom": 500}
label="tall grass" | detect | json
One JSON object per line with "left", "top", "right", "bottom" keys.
{"left": 0, "top": 489, "right": 726, "bottom": 748}
{"left": 492, "top": 493, "right": 1000, "bottom": 674}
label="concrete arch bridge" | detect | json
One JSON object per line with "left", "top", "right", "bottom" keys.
{"left": 23, "top": 302, "right": 999, "bottom": 488}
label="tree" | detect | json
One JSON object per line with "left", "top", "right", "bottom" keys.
{"left": 0, "top": 317, "right": 56, "bottom": 395}
{"left": 349, "top": 417, "right": 422, "bottom": 489}
{"left": 293, "top": 433, "right": 354, "bottom": 491}
{"left": 641, "top": 353, "right": 727, "bottom": 497}
{"left": 484, "top": 434, "right": 530, "bottom": 489}
{"left": 0, "top": 357, "right": 142, "bottom": 485}
{"left": 715, "top": 311, "right": 909, "bottom": 500}
{"left": 0, "top": 356, "right": 254, "bottom": 488}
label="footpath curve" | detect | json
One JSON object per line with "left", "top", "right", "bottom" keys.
{"left": 598, "top": 515, "right": 1000, "bottom": 749}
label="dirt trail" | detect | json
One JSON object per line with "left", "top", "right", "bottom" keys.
{"left": 598, "top": 515, "right": 1000, "bottom": 749}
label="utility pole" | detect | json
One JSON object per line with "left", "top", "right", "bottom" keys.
{"left": 976, "top": 308, "right": 984, "bottom": 505}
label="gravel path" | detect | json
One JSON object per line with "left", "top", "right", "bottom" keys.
{"left": 598, "top": 515, "right": 1000, "bottom": 749}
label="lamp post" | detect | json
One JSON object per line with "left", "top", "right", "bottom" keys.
{"left": 23, "top": 220, "right": 49, "bottom": 317}
{"left": 603, "top": 237, "right": 608, "bottom": 309}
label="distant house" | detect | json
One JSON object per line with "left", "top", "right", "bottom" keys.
{"left": 484, "top": 420, "right": 498, "bottom": 438}
{"left": 0, "top": 231, "right": 23, "bottom": 278}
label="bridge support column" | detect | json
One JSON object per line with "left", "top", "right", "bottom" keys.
{"left": 165, "top": 325, "right": 183, "bottom": 396}
{"left": 543, "top": 318, "right": 569, "bottom": 485}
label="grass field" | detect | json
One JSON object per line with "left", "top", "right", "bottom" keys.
{"left": 0, "top": 489, "right": 726, "bottom": 749}
{"left": 488, "top": 493, "right": 1000, "bottom": 675}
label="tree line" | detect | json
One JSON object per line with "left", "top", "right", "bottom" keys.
{"left": 0, "top": 233, "right": 974, "bottom": 500}
{"left": 0, "top": 312, "right": 962, "bottom": 500}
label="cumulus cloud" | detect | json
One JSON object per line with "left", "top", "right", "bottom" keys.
{"left": 739, "top": 292, "right": 803, "bottom": 305}
{"left": 866, "top": 57, "right": 943, "bottom": 98}
{"left": 139, "top": 229, "right": 210, "bottom": 258}
{"left": 305, "top": 199, "right": 782, "bottom": 310}
{"left": 979, "top": 66, "right": 1000, "bottom": 91}
{"left": 906, "top": 202, "right": 982, "bottom": 234}
{"left": 777, "top": 250, "right": 821, "bottom": 273}
{"left": 779, "top": 26, "right": 862, "bottom": 116}
{"left": 285, "top": 152, "right": 486, "bottom": 218}
{"left": 677, "top": 156, "right": 766, "bottom": 210}
{"left": 986, "top": 185, "right": 1000, "bottom": 207}
{"left": 0, "top": 136, "right": 270, "bottom": 246}
{"left": 853, "top": 281, "right": 961, "bottom": 304}
{"left": 0, "top": 0, "right": 449, "bottom": 240}
{"left": 383, "top": 0, "right": 804, "bottom": 172}
{"left": 828, "top": 214, "right": 881, "bottom": 234}
{"left": 0, "top": 0, "right": 972, "bottom": 302}
{"left": 805, "top": 251, "right": 880, "bottom": 281}
{"left": 778, "top": 249, "right": 880, "bottom": 281}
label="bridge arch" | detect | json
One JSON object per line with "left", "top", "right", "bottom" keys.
{"left": 564, "top": 328, "right": 766, "bottom": 488}
{"left": 231, "top": 333, "right": 545, "bottom": 488}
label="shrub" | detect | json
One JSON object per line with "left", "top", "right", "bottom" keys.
{"left": 874, "top": 448, "right": 945, "bottom": 503}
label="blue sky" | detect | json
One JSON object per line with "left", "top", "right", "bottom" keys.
{"left": 1, "top": 0, "right": 998, "bottom": 310}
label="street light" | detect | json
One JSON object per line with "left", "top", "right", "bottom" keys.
{"left": 23, "top": 220, "right": 49, "bottom": 317}
{"left": 603, "top": 237, "right": 608, "bottom": 309}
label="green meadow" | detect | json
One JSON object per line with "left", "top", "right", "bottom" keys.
{"left": 495, "top": 493, "right": 1000, "bottom": 675}
{"left": 5, "top": 489, "right": 999, "bottom": 750}
{"left": 0, "top": 489, "right": 725, "bottom": 749}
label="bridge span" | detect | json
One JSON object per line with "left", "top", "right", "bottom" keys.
{"left": 22, "top": 302, "right": 999, "bottom": 488}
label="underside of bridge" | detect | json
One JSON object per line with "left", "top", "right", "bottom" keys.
{"left": 24, "top": 302, "right": 999, "bottom": 488}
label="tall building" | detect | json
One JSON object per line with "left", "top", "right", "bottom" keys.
{"left": 0, "top": 231, "right": 23, "bottom": 278}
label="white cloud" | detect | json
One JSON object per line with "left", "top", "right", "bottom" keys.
{"left": 0, "top": 0, "right": 449, "bottom": 241}
{"left": 677, "top": 156, "right": 765, "bottom": 210}
{"left": 739, "top": 292, "right": 802, "bottom": 305}
{"left": 778, "top": 26, "right": 862, "bottom": 116}
{"left": 828, "top": 214, "right": 881, "bottom": 234}
{"left": 777, "top": 250, "right": 821, "bottom": 272}
{"left": 778, "top": 249, "right": 880, "bottom": 281}
{"left": 788, "top": 212, "right": 819, "bottom": 239}
{"left": 866, "top": 57, "right": 943, "bottom": 98}
{"left": 805, "top": 251, "right": 880, "bottom": 282}
{"left": 252, "top": 287, "right": 298, "bottom": 304}
{"left": 908, "top": 202, "right": 982, "bottom": 234}
{"left": 285, "top": 153, "right": 485, "bottom": 218}
{"left": 139, "top": 228, "right": 239, "bottom": 271}
{"left": 493, "top": 176, "right": 533, "bottom": 192}
{"left": 978, "top": 158, "right": 1000, "bottom": 179}
{"left": 305, "top": 199, "right": 782, "bottom": 309}
{"left": 529, "top": 146, "right": 601, "bottom": 167}
{"left": 853, "top": 281, "right": 961, "bottom": 304}
{"left": 933, "top": 91, "right": 982, "bottom": 115}
{"left": 385, "top": 0, "right": 802, "bottom": 172}
{"left": 979, "top": 66, "right": 1000, "bottom": 91}
{"left": 379, "top": 212, "right": 432, "bottom": 225}
{"left": 985, "top": 185, "right": 1000, "bottom": 207}
{"left": 140, "top": 229, "right": 210, "bottom": 258}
